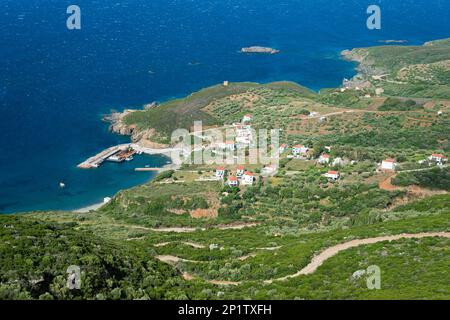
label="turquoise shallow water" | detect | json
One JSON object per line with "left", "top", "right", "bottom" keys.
{"left": 1, "top": 0, "right": 449, "bottom": 213}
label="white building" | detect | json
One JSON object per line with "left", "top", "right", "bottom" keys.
{"left": 381, "top": 159, "right": 397, "bottom": 171}
{"left": 216, "top": 167, "right": 226, "bottom": 179}
{"left": 241, "top": 172, "right": 255, "bottom": 185}
{"left": 224, "top": 141, "right": 236, "bottom": 151}
{"left": 332, "top": 157, "right": 344, "bottom": 167}
{"left": 429, "top": 154, "right": 448, "bottom": 164}
{"left": 242, "top": 114, "right": 253, "bottom": 123}
{"left": 324, "top": 171, "right": 340, "bottom": 180}
{"left": 228, "top": 176, "right": 239, "bottom": 187}
{"left": 223, "top": 81, "right": 229, "bottom": 86}
{"left": 318, "top": 154, "right": 330, "bottom": 164}
{"left": 293, "top": 144, "right": 309, "bottom": 156}
{"left": 262, "top": 165, "right": 277, "bottom": 176}
{"left": 279, "top": 144, "right": 288, "bottom": 154}
{"left": 375, "top": 88, "right": 384, "bottom": 96}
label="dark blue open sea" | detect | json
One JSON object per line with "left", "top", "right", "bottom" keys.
{"left": 1, "top": 0, "right": 449, "bottom": 213}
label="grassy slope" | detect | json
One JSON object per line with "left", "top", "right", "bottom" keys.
{"left": 0, "top": 216, "right": 190, "bottom": 300}
{"left": 123, "top": 82, "right": 317, "bottom": 143}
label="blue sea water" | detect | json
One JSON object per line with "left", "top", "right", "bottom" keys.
{"left": 1, "top": 0, "right": 449, "bottom": 213}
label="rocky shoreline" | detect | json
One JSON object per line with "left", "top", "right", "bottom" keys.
{"left": 104, "top": 107, "right": 169, "bottom": 149}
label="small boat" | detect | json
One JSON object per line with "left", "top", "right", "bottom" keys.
{"left": 59, "top": 182, "right": 66, "bottom": 188}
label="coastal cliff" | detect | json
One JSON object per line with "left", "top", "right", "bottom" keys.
{"left": 105, "top": 109, "right": 169, "bottom": 148}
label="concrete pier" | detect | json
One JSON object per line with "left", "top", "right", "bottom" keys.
{"left": 77, "top": 144, "right": 130, "bottom": 169}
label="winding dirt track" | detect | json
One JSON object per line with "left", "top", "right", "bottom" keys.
{"left": 156, "top": 232, "right": 450, "bottom": 286}
{"left": 265, "top": 232, "right": 450, "bottom": 284}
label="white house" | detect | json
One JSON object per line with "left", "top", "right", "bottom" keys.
{"left": 236, "top": 165, "right": 245, "bottom": 177}
{"left": 332, "top": 157, "right": 344, "bottom": 167}
{"left": 293, "top": 144, "right": 309, "bottom": 156}
{"left": 429, "top": 154, "right": 448, "bottom": 164}
{"left": 242, "top": 114, "right": 253, "bottom": 123}
{"left": 324, "top": 146, "right": 332, "bottom": 152}
{"left": 241, "top": 172, "right": 255, "bottom": 185}
{"left": 375, "top": 88, "right": 384, "bottom": 96}
{"left": 381, "top": 159, "right": 397, "bottom": 171}
{"left": 318, "top": 154, "right": 330, "bottom": 164}
{"left": 324, "top": 171, "right": 340, "bottom": 180}
{"left": 224, "top": 140, "right": 236, "bottom": 151}
{"left": 262, "top": 164, "right": 277, "bottom": 176}
{"left": 279, "top": 144, "right": 288, "bottom": 154}
{"left": 216, "top": 167, "right": 226, "bottom": 179}
{"left": 223, "top": 80, "right": 229, "bottom": 87}
{"left": 228, "top": 176, "right": 239, "bottom": 187}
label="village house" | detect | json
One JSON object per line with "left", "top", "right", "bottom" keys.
{"left": 324, "top": 170, "right": 340, "bottom": 180}
{"left": 224, "top": 140, "right": 236, "bottom": 151}
{"left": 223, "top": 80, "right": 229, "bottom": 86}
{"left": 236, "top": 125, "right": 253, "bottom": 145}
{"left": 261, "top": 164, "right": 277, "bottom": 176}
{"left": 318, "top": 153, "right": 330, "bottom": 164}
{"left": 279, "top": 144, "right": 288, "bottom": 154}
{"left": 375, "top": 88, "right": 384, "bottom": 96}
{"left": 324, "top": 146, "right": 332, "bottom": 152}
{"left": 236, "top": 165, "right": 245, "bottom": 177}
{"left": 332, "top": 157, "right": 344, "bottom": 167}
{"left": 242, "top": 114, "right": 253, "bottom": 123}
{"left": 241, "top": 171, "right": 255, "bottom": 185}
{"left": 428, "top": 154, "right": 448, "bottom": 165}
{"left": 215, "top": 167, "right": 226, "bottom": 179}
{"left": 381, "top": 159, "right": 397, "bottom": 171}
{"left": 292, "top": 144, "right": 309, "bottom": 156}
{"left": 228, "top": 176, "right": 239, "bottom": 187}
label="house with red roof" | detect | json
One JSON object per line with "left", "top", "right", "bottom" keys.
{"left": 241, "top": 171, "right": 255, "bottom": 185}
{"left": 324, "top": 170, "right": 340, "bottom": 180}
{"left": 428, "top": 154, "right": 448, "bottom": 164}
{"left": 279, "top": 144, "right": 288, "bottom": 154}
{"left": 242, "top": 114, "right": 253, "bottom": 123}
{"left": 293, "top": 144, "right": 309, "bottom": 156}
{"left": 236, "top": 165, "right": 245, "bottom": 177}
{"left": 318, "top": 153, "right": 330, "bottom": 164}
{"left": 228, "top": 176, "right": 239, "bottom": 187}
{"left": 381, "top": 158, "right": 397, "bottom": 171}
